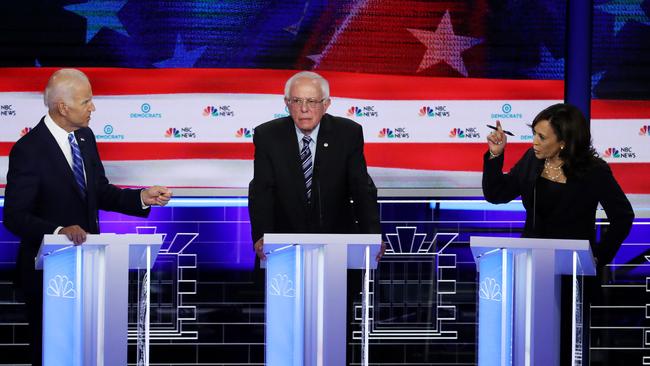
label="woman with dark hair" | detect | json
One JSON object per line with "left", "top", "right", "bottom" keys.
{"left": 482, "top": 103, "right": 634, "bottom": 364}
{"left": 483, "top": 103, "right": 633, "bottom": 266}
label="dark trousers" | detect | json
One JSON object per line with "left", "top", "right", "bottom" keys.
{"left": 19, "top": 269, "right": 43, "bottom": 366}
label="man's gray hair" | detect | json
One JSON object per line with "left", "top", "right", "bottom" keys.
{"left": 44, "top": 68, "right": 90, "bottom": 110}
{"left": 284, "top": 71, "right": 330, "bottom": 99}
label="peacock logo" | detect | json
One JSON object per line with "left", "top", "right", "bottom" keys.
{"left": 449, "top": 128, "right": 465, "bottom": 138}
{"left": 378, "top": 128, "right": 394, "bottom": 138}
{"left": 347, "top": 106, "right": 363, "bottom": 117}
{"left": 203, "top": 106, "right": 218, "bottom": 117}
{"left": 603, "top": 148, "right": 620, "bottom": 158}
{"left": 20, "top": 127, "right": 32, "bottom": 137}
{"left": 165, "top": 128, "right": 180, "bottom": 138}
{"left": 639, "top": 125, "right": 650, "bottom": 136}
{"left": 419, "top": 106, "right": 434, "bottom": 117}
{"left": 235, "top": 128, "right": 252, "bottom": 138}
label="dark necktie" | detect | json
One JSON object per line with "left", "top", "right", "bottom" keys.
{"left": 300, "top": 135, "right": 313, "bottom": 200}
{"left": 68, "top": 133, "right": 87, "bottom": 199}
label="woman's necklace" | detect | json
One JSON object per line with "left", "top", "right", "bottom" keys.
{"left": 544, "top": 158, "right": 564, "bottom": 181}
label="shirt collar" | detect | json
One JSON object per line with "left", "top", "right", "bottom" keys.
{"left": 44, "top": 112, "right": 74, "bottom": 142}
{"left": 295, "top": 122, "right": 320, "bottom": 146}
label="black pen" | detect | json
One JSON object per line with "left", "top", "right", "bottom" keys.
{"left": 486, "top": 124, "right": 514, "bottom": 136}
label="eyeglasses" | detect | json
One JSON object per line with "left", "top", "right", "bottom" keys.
{"left": 285, "top": 97, "right": 326, "bottom": 109}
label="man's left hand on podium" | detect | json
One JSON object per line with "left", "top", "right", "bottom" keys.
{"left": 59, "top": 225, "right": 87, "bottom": 245}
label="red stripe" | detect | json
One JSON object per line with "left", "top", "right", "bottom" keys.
{"left": 365, "top": 143, "right": 530, "bottom": 172}
{"left": 0, "top": 67, "right": 563, "bottom": 100}
{"left": 0, "top": 141, "right": 526, "bottom": 169}
{"left": 96, "top": 142, "right": 254, "bottom": 160}
{"left": 1, "top": 141, "right": 647, "bottom": 193}
{"left": 591, "top": 100, "right": 650, "bottom": 119}
{"left": 609, "top": 164, "right": 650, "bottom": 194}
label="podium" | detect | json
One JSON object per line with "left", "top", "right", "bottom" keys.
{"left": 36, "top": 233, "right": 163, "bottom": 366}
{"left": 470, "top": 236, "right": 596, "bottom": 366}
{"left": 263, "top": 233, "right": 382, "bottom": 366}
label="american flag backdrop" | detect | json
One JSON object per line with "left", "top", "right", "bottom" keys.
{"left": 0, "top": 0, "right": 648, "bottom": 192}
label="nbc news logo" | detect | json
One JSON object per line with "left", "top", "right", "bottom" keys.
{"left": 419, "top": 106, "right": 450, "bottom": 118}
{"left": 348, "top": 106, "right": 378, "bottom": 117}
{"left": 378, "top": 127, "right": 409, "bottom": 138}
{"left": 449, "top": 127, "right": 480, "bottom": 139}
{"left": 603, "top": 147, "right": 636, "bottom": 159}
{"left": 203, "top": 105, "right": 235, "bottom": 117}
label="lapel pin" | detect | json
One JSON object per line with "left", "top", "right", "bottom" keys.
{"left": 323, "top": 142, "right": 328, "bottom": 147}
{"left": 80, "top": 137, "right": 85, "bottom": 142}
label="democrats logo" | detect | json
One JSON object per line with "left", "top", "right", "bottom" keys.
{"left": 273, "top": 106, "right": 290, "bottom": 119}
{"left": 639, "top": 125, "right": 650, "bottom": 136}
{"left": 347, "top": 106, "right": 379, "bottom": 117}
{"left": 130, "top": 103, "right": 162, "bottom": 118}
{"left": 603, "top": 147, "right": 636, "bottom": 159}
{"left": 165, "top": 127, "right": 196, "bottom": 139}
{"left": 491, "top": 103, "right": 523, "bottom": 119}
{"left": 203, "top": 105, "right": 235, "bottom": 117}
{"left": 235, "top": 128, "right": 252, "bottom": 138}
{"left": 19, "top": 127, "right": 32, "bottom": 137}
{"left": 378, "top": 127, "right": 409, "bottom": 138}
{"left": 419, "top": 105, "right": 450, "bottom": 118}
{"left": 1, "top": 104, "right": 16, "bottom": 117}
{"left": 96, "top": 124, "right": 125, "bottom": 140}
{"left": 449, "top": 127, "right": 480, "bottom": 139}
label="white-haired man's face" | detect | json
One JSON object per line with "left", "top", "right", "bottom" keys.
{"left": 60, "top": 79, "right": 95, "bottom": 131}
{"left": 285, "top": 77, "right": 330, "bottom": 134}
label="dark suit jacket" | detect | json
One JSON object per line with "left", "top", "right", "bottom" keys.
{"left": 4, "top": 118, "right": 150, "bottom": 287}
{"left": 248, "top": 113, "right": 381, "bottom": 244}
{"left": 482, "top": 147, "right": 634, "bottom": 265}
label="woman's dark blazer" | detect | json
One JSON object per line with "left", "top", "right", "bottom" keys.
{"left": 482, "top": 147, "right": 634, "bottom": 266}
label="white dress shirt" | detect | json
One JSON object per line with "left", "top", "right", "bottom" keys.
{"left": 294, "top": 122, "right": 320, "bottom": 167}
{"left": 43, "top": 112, "right": 87, "bottom": 181}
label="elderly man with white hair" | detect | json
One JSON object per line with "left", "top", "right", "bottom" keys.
{"left": 248, "top": 71, "right": 381, "bottom": 262}
{"left": 3, "top": 68, "right": 172, "bottom": 366}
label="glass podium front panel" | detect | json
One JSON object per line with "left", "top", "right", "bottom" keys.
{"left": 572, "top": 251, "right": 585, "bottom": 366}
{"left": 477, "top": 249, "right": 514, "bottom": 366}
{"left": 265, "top": 245, "right": 304, "bottom": 366}
{"left": 43, "top": 246, "right": 83, "bottom": 366}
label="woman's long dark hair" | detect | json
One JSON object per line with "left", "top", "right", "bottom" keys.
{"left": 531, "top": 103, "right": 601, "bottom": 178}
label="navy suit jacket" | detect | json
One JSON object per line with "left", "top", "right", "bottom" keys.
{"left": 4, "top": 118, "right": 149, "bottom": 286}
{"left": 248, "top": 114, "right": 381, "bottom": 244}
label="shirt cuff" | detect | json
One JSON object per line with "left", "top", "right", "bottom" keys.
{"left": 140, "top": 189, "right": 150, "bottom": 209}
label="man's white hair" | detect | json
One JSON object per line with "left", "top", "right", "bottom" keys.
{"left": 284, "top": 71, "right": 330, "bottom": 99}
{"left": 43, "top": 68, "right": 90, "bottom": 110}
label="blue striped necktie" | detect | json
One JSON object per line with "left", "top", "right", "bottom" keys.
{"left": 68, "top": 133, "right": 87, "bottom": 199}
{"left": 300, "top": 135, "right": 313, "bottom": 201}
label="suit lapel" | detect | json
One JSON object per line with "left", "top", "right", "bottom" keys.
{"left": 313, "top": 114, "right": 331, "bottom": 176}
{"left": 36, "top": 120, "right": 84, "bottom": 200}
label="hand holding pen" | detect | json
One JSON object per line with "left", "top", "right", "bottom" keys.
{"left": 486, "top": 123, "right": 514, "bottom": 136}
{"left": 486, "top": 120, "right": 508, "bottom": 158}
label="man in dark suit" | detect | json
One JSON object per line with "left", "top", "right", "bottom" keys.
{"left": 3, "top": 68, "right": 172, "bottom": 366}
{"left": 248, "top": 71, "right": 381, "bottom": 261}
